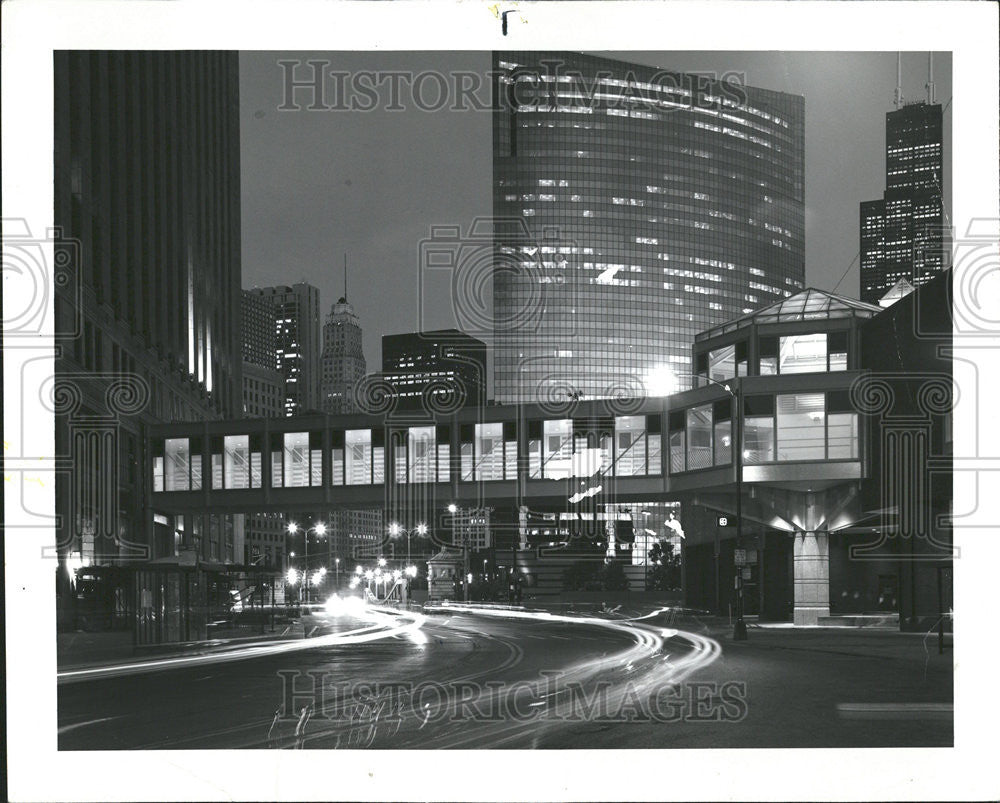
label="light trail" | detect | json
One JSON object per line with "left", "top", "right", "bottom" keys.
{"left": 57, "top": 603, "right": 425, "bottom": 685}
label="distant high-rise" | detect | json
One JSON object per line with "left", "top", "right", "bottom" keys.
{"left": 242, "top": 290, "right": 278, "bottom": 370}
{"left": 321, "top": 295, "right": 367, "bottom": 414}
{"left": 381, "top": 329, "right": 487, "bottom": 410}
{"left": 54, "top": 51, "right": 244, "bottom": 581}
{"left": 247, "top": 283, "right": 321, "bottom": 415}
{"left": 492, "top": 51, "right": 805, "bottom": 403}
{"left": 860, "top": 60, "right": 946, "bottom": 305}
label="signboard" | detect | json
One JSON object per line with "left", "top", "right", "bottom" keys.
{"left": 746, "top": 549, "right": 758, "bottom": 565}
{"left": 717, "top": 516, "right": 733, "bottom": 528}
{"left": 734, "top": 548, "right": 747, "bottom": 566}
{"left": 742, "top": 567, "right": 752, "bottom": 580}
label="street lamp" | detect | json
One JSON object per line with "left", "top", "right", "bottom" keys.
{"left": 287, "top": 520, "right": 328, "bottom": 605}
{"left": 448, "top": 503, "right": 469, "bottom": 602}
{"left": 654, "top": 368, "right": 747, "bottom": 641}
{"left": 335, "top": 557, "right": 340, "bottom": 589}
{"left": 389, "top": 521, "right": 428, "bottom": 568}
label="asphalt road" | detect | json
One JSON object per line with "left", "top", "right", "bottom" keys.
{"left": 57, "top": 605, "right": 952, "bottom": 749}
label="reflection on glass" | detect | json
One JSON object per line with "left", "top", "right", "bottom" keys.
{"left": 776, "top": 393, "right": 825, "bottom": 460}
{"left": 284, "top": 432, "right": 310, "bottom": 488}
{"left": 543, "top": 419, "right": 572, "bottom": 479}
{"left": 408, "top": 426, "right": 436, "bottom": 483}
{"left": 708, "top": 344, "right": 735, "bottom": 382}
{"left": 827, "top": 412, "right": 858, "bottom": 458}
{"left": 164, "top": 438, "right": 190, "bottom": 492}
{"left": 779, "top": 333, "right": 827, "bottom": 374}
{"left": 615, "top": 415, "right": 647, "bottom": 476}
{"left": 224, "top": 435, "right": 249, "bottom": 489}
{"left": 713, "top": 419, "right": 732, "bottom": 465}
{"left": 685, "top": 406, "right": 713, "bottom": 470}
{"left": 345, "top": 429, "right": 372, "bottom": 485}
{"left": 743, "top": 416, "right": 775, "bottom": 463}
{"left": 475, "top": 423, "right": 504, "bottom": 481}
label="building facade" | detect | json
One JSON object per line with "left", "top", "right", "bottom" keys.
{"left": 491, "top": 51, "right": 805, "bottom": 403}
{"left": 247, "top": 283, "right": 321, "bottom": 415}
{"left": 53, "top": 52, "right": 245, "bottom": 629}
{"left": 321, "top": 296, "right": 367, "bottom": 415}
{"left": 381, "top": 329, "right": 487, "bottom": 410}
{"left": 860, "top": 101, "right": 946, "bottom": 305}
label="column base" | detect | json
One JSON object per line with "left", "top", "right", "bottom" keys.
{"left": 793, "top": 606, "right": 830, "bottom": 627}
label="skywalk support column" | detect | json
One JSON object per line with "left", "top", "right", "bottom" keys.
{"left": 793, "top": 530, "right": 830, "bottom": 626}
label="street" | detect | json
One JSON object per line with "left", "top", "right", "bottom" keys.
{"left": 57, "top": 603, "right": 952, "bottom": 750}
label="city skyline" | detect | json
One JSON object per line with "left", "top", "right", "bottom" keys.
{"left": 240, "top": 50, "right": 952, "bottom": 373}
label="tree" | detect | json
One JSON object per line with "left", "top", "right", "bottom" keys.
{"left": 601, "top": 560, "right": 630, "bottom": 591}
{"left": 646, "top": 539, "right": 682, "bottom": 592}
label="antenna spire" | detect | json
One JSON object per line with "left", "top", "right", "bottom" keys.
{"left": 926, "top": 52, "right": 936, "bottom": 105}
{"left": 894, "top": 52, "right": 904, "bottom": 109}
{"left": 343, "top": 253, "right": 348, "bottom": 300}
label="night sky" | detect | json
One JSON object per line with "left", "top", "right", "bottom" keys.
{"left": 239, "top": 50, "right": 952, "bottom": 371}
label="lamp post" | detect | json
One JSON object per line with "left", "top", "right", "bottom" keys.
{"left": 287, "top": 521, "right": 327, "bottom": 605}
{"left": 448, "top": 503, "right": 469, "bottom": 602}
{"left": 335, "top": 557, "right": 340, "bottom": 590}
{"left": 656, "top": 369, "right": 747, "bottom": 641}
{"left": 389, "top": 521, "right": 427, "bottom": 569}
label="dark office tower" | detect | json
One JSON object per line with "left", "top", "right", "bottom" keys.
{"left": 241, "top": 288, "right": 285, "bottom": 418}
{"left": 321, "top": 296, "right": 367, "bottom": 414}
{"left": 242, "top": 290, "right": 278, "bottom": 370}
{"left": 491, "top": 51, "right": 805, "bottom": 403}
{"left": 382, "top": 330, "right": 487, "bottom": 409}
{"left": 860, "top": 82, "right": 945, "bottom": 304}
{"left": 53, "top": 52, "right": 243, "bottom": 593}
{"left": 247, "top": 283, "right": 322, "bottom": 415}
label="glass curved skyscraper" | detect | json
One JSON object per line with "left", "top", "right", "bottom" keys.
{"left": 492, "top": 52, "right": 805, "bottom": 403}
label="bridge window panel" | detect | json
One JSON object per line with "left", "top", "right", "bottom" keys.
{"left": 212, "top": 450, "right": 223, "bottom": 490}
{"left": 828, "top": 331, "right": 848, "bottom": 371}
{"left": 504, "top": 422, "right": 518, "bottom": 480}
{"left": 408, "top": 426, "right": 436, "bottom": 484}
{"left": 615, "top": 415, "right": 647, "bottom": 476}
{"left": 394, "top": 439, "right": 408, "bottom": 483}
{"left": 153, "top": 455, "right": 164, "bottom": 492}
{"left": 282, "top": 432, "right": 310, "bottom": 487}
{"left": 372, "top": 430, "right": 385, "bottom": 484}
{"left": 164, "top": 438, "right": 190, "bottom": 491}
{"left": 476, "top": 423, "right": 505, "bottom": 481}
{"left": 543, "top": 419, "right": 573, "bottom": 479}
{"left": 713, "top": 400, "right": 732, "bottom": 465}
{"left": 685, "top": 405, "right": 713, "bottom": 470}
{"left": 779, "top": 333, "right": 827, "bottom": 375}
{"left": 460, "top": 425, "right": 474, "bottom": 481}
{"left": 708, "top": 344, "right": 735, "bottom": 383}
{"left": 331, "top": 431, "right": 345, "bottom": 485}
{"left": 736, "top": 341, "right": 748, "bottom": 378}
{"left": 743, "top": 395, "right": 775, "bottom": 464}
{"left": 190, "top": 437, "right": 203, "bottom": 490}
{"left": 646, "top": 415, "right": 662, "bottom": 475}
{"left": 345, "top": 429, "right": 372, "bottom": 485}
{"left": 436, "top": 425, "right": 450, "bottom": 483}
{"left": 776, "top": 393, "right": 825, "bottom": 461}
{"left": 528, "top": 421, "right": 542, "bottom": 478}
{"left": 759, "top": 337, "right": 778, "bottom": 376}
{"left": 310, "top": 432, "right": 323, "bottom": 487}
{"left": 270, "top": 433, "right": 283, "bottom": 487}
{"left": 668, "top": 411, "right": 686, "bottom": 473}
{"left": 250, "top": 434, "right": 262, "bottom": 488}
{"left": 827, "top": 390, "right": 858, "bottom": 459}
{"left": 224, "top": 435, "right": 250, "bottom": 489}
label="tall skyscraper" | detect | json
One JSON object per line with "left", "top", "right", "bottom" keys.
{"left": 381, "top": 329, "right": 487, "bottom": 410}
{"left": 54, "top": 51, "right": 244, "bottom": 587}
{"left": 491, "top": 51, "right": 805, "bottom": 403}
{"left": 860, "top": 56, "right": 946, "bottom": 305}
{"left": 240, "top": 289, "right": 285, "bottom": 418}
{"left": 321, "top": 295, "right": 367, "bottom": 414}
{"left": 247, "top": 283, "right": 322, "bottom": 415}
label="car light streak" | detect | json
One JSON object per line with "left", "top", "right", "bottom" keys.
{"left": 57, "top": 604, "right": 426, "bottom": 685}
